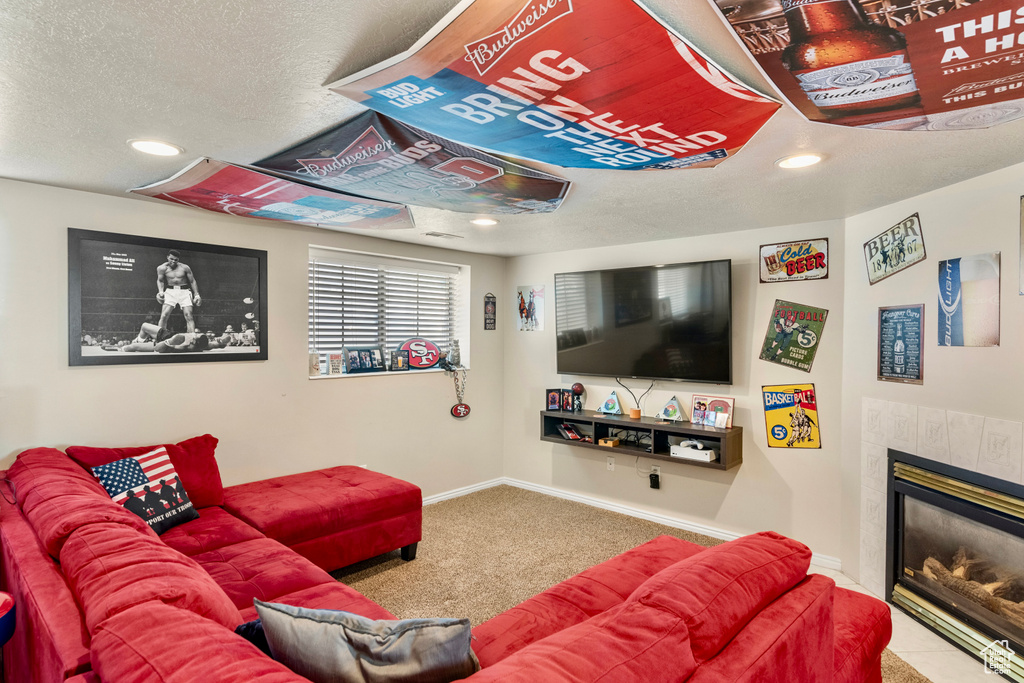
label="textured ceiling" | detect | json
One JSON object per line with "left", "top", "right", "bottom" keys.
{"left": 2, "top": 0, "right": 1023, "bottom": 256}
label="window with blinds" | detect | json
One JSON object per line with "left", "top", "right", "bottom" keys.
{"left": 308, "top": 247, "right": 462, "bottom": 360}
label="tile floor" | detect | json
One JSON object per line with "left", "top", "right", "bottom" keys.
{"left": 810, "top": 564, "right": 1003, "bottom": 682}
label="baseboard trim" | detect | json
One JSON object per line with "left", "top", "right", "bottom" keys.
{"left": 424, "top": 477, "right": 843, "bottom": 571}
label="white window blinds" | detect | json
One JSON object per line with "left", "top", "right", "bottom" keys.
{"left": 308, "top": 248, "right": 459, "bottom": 354}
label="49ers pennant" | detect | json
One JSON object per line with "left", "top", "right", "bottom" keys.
{"left": 328, "top": 0, "right": 780, "bottom": 170}
{"left": 256, "top": 110, "right": 569, "bottom": 214}
{"left": 712, "top": 0, "right": 1024, "bottom": 130}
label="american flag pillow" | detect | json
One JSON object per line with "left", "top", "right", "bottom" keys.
{"left": 92, "top": 446, "right": 199, "bottom": 534}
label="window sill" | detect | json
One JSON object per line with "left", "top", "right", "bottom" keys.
{"left": 308, "top": 366, "right": 467, "bottom": 379}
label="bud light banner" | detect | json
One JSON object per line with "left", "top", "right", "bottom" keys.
{"left": 712, "top": 0, "right": 1024, "bottom": 130}
{"left": 763, "top": 383, "right": 820, "bottom": 448}
{"left": 328, "top": 0, "right": 780, "bottom": 170}
{"left": 759, "top": 299, "right": 829, "bottom": 372}
{"left": 256, "top": 111, "right": 569, "bottom": 215}
{"left": 130, "top": 158, "right": 411, "bottom": 231}
{"left": 938, "top": 252, "right": 1000, "bottom": 347}
{"left": 863, "top": 213, "right": 926, "bottom": 285}
{"left": 759, "top": 237, "right": 829, "bottom": 283}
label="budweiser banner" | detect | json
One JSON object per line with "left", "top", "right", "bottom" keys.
{"left": 328, "top": 0, "right": 780, "bottom": 170}
{"left": 130, "top": 159, "right": 411, "bottom": 230}
{"left": 256, "top": 111, "right": 569, "bottom": 214}
{"left": 713, "top": 0, "right": 1024, "bottom": 130}
{"left": 759, "top": 237, "right": 829, "bottom": 283}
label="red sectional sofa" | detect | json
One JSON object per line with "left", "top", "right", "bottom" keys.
{"left": 0, "top": 444, "right": 891, "bottom": 682}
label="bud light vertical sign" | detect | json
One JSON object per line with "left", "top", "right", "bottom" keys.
{"left": 938, "top": 257, "right": 964, "bottom": 347}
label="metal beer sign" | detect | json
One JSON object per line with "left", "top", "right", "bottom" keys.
{"left": 759, "top": 238, "right": 829, "bottom": 283}
{"left": 863, "top": 213, "right": 927, "bottom": 285}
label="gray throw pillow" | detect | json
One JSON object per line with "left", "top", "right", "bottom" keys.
{"left": 253, "top": 600, "right": 480, "bottom": 683}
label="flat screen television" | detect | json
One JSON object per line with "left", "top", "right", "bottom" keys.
{"left": 554, "top": 259, "right": 732, "bottom": 384}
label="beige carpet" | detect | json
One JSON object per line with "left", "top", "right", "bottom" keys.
{"left": 333, "top": 485, "right": 930, "bottom": 682}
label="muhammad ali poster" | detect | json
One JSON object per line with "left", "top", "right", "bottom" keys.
{"left": 69, "top": 228, "right": 268, "bottom": 366}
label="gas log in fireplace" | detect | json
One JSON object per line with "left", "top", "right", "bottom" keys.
{"left": 887, "top": 450, "right": 1024, "bottom": 681}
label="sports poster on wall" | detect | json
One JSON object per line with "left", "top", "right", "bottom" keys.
{"left": 863, "top": 213, "right": 926, "bottom": 285}
{"left": 759, "top": 238, "right": 828, "bottom": 283}
{"left": 938, "top": 252, "right": 1001, "bottom": 347}
{"left": 517, "top": 285, "right": 544, "bottom": 331}
{"left": 878, "top": 304, "right": 923, "bottom": 384}
{"left": 1019, "top": 197, "right": 1024, "bottom": 295}
{"left": 711, "top": 0, "right": 1024, "bottom": 131}
{"left": 758, "top": 299, "right": 828, "bottom": 372}
{"left": 328, "top": 0, "right": 781, "bottom": 170}
{"left": 131, "top": 158, "right": 411, "bottom": 230}
{"left": 255, "top": 111, "right": 570, "bottom": 215}
{"left": 762, "top": 383, "right": 820, "bottom": 449}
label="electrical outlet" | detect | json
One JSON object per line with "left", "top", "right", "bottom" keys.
{"left": 651, "top": 465, "right": 661, "bottom": 476}
{"left": 606, "top": 456, "right": 615, "bottom": 471}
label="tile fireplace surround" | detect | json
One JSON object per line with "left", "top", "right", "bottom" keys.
{"left": 861, "top": 397, "right": 1024, "bottom": 681}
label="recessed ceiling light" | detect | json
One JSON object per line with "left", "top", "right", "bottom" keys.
{"left": 129, "top": 139, "right": 183, "bottom": 156}
{"left": 776, "top": 153, "right": 823, "bottom": 169}
{"left": 470, "top": 218, "right": 498, "bottom": 226}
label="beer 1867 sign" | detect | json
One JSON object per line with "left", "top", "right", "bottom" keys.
{"left": 759, "top": 300, "right": 828, "bottom": 373}
{"left": 878, "top": 305, "right": 923, "bottom": 384}
{"left": 711, "top": 0, "right": 1024, "bottom": 131}
{"left": 759, "top": 238, "right": 828, "bottom": 283}
{"left": 863, "top": 213, "right": 926, "bottom": 285}
{"left": 328, "top": 0, "right": 780, "bottom": 170}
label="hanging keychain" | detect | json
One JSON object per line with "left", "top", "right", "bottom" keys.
{"left": 445, "top": 340, "right": 470, "bottom": 418}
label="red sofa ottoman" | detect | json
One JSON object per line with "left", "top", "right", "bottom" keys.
{"left": 221, "top": 465, "right": 422, "bottom": 571}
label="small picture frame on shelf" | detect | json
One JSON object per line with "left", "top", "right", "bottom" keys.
{"left": 546, "top": 388, "right": 562, "bottom": 411}
{"left": 390, "top": 349, "right": 410, "bottom": 371}
{"left": 691, "top": 395, "right": 735, "bottom": 428}
{"left": 343, "top": 345, "right": 386, "bottom": 374}
{"left": 561, "top": 389, "right": 574, "bottom": 411}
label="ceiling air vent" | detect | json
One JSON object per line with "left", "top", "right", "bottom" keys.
{"left": 423, "top": 231, "right": 464, "bottom": 239}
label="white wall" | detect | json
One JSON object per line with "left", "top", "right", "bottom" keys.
{"left": 840, "top": 160, "right": 1024, "bottom": 592}
{"left": 503, "top": 220, "right": 848, "bottom": 560}
{"left": 0, "top": 179, "right": 506, "bottom": 496}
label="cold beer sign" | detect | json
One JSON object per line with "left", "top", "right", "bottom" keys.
{"left": 712, "top": 0, "right": 1024, "bottom": 130}
{"left": 759, "top": 238, "right": 829, "bottom": 283}
{"left": 863, "top": 213, "right": 927, "bottom": 285}
{"left": 329, "top": 0, "right": 780, "bottom": 170}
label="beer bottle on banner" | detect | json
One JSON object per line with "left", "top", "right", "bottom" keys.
{"left": 781, "top": 0, "right": 922, "bottom": 121}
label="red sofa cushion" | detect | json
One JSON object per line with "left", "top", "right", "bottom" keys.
{"left": 687, "top": 574, "right": 836, "bottom": 683}
{"left": 628, "top": 531, "right": 812, "bottom": 664}
{"left": 238, "top": 581, "right": 396, "bottom": 623}
{"left": 8, "top": 448, "right": 155, "bottom": 558}
{"left": 221, "top": 466, "right": 421, "bottom": 547}
{"left": 60, "top": 521, "right": 242, "bottom": 634}
{"left": 191, "top": 538, "right": 335, "bottom": 610}
{"left": 465, "top": 598, "right": 697, "bottom": 682}
{"left": 66, "top": 433, "right": 225, "bottom": 508}
{"left": 161, "top": 506, "right": 265, "bottom": 556}
{"left": 833, "top": 586, "right": 892, "bottom": 683}
{"left": 91, "top": 603, "right": 308, "bottom": 682}
{"left": 473, "top": 535, "right": 707, "bottom": 667}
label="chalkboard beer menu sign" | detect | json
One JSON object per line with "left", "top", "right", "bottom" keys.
{"left": 878, "top": 305, "right": 924, "bottom": 384}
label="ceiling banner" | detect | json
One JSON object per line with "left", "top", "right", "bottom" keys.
{"left": 712, "top": 0, "right": 1024, "bottom": 130}
{"left": 327, "top": 0, "right": 780, "bottom": 170}
{"left": 255, "top": 110, "right": 569, "bottom": 214}
{"left": 130, "top": 159, "right": 412, "bottom": 230}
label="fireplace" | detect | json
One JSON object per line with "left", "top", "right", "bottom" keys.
{"left": 887, "top": 450, "right": 1024, "bottom": 681}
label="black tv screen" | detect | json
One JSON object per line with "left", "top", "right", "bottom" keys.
{"left": 554, "top": 260, "right": 732, "bottom": 384}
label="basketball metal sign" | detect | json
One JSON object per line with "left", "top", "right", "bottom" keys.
{"left": 396, "top": 337, "right": 443, "bottom": 369}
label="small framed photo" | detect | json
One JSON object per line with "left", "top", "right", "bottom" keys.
{"left": 390, "top": 349, "right": 410, "bottom": 371}
{"left": 343, "top": 345, "right": 385, "bottom": 373}
{"left": 546, "top": 389, "right": 562, "bottom": 411}
{"left": 691, "top": 395, "right": 735, "bottom": 428}
{"left": 561, "top": 389, "right": 574, "bottom": 411}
